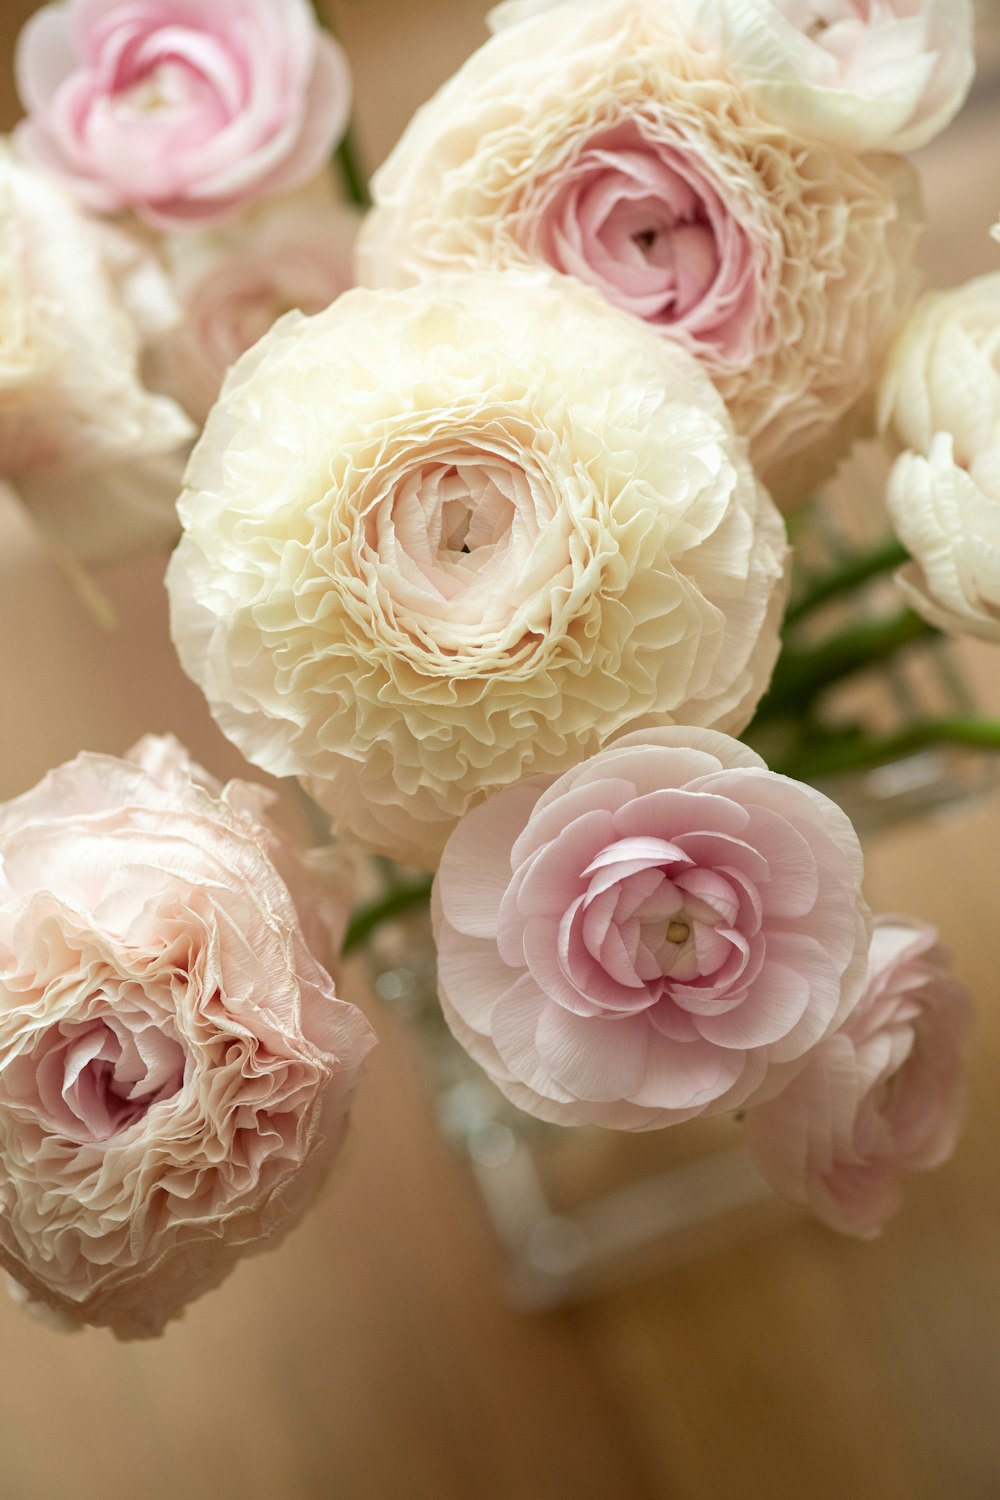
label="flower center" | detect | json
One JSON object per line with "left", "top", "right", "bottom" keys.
{"left": 394, "top": 458, "right": 517, "bottom": 577}
{"left": 7, "top": 1014, "right": 186, "bottom": 1144}
{"left": 360, "top": 441, "right": 557, "bottom": 641}
{"left": 554, "top": 836, "right": 756, "bottom": 1015}
{"left": 532, "top": 123, "right": 756, "bottom": 360}
{"left": 119, "top": 73, "right": 174, "bottom": 114}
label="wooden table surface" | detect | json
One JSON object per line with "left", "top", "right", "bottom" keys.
{"left": 2, "top": 4, "right": 1000, "bottom": 1498}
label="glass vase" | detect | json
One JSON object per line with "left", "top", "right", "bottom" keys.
{"left": 366, "top": 904, "right": 800, "bottom": 1309}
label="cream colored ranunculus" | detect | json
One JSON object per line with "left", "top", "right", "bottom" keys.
{"left": 880, "top": 274, "right": 1000, "bottom": 641}
{"left": 357, "top": 0, "right": 920, "bottom": 502}
{"left": 167, "top": 272, "right": 788, "bottom": 867}
{"left": 0, "top": 143, "right": 192, "bottom": 563}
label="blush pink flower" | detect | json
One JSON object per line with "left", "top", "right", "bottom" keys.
{"left": 432, "top": 728, "right": 870, "bottom": 1131}
{"left": 14, "top": 0, "right": 352, "bottom": 228}
{"left": 745, "top": 915, "right": 972, "bottom": 1237}
{"left": 151, "top": 188, "right": 360, "bottom": 423}
{"left": 358, "top": 0, "right": 921, "bottom": 497}
{"left": 0, "top": 736, "right": 375, "bottom": 1338}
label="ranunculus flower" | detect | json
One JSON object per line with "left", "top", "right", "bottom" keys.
{"left": 150, "top": 188, "right": 360, "bottom": 424}
{"left": 0, "top": 736, "right": 375, "bottom": 1338}
{"left": 14, "top": 0, "right": 352, "bottom": 229}
{"left": 0, "top": 143, "right": 192, "bottom": 564}
{"left": 356, "top": 0, "right": 921, "bottom": 497}
{"left": 487, "top": 0, "right": 974, "bottom": 154}
{"left": 880, "top": 274, "right": 1000, "bottom": 641}
{"left": 745, "top": 915, "right": 972, "bottom": 1237}
{"left": 718, "top": 0, "right": 974, "bottom": 154}
{"left": 432, "top": 728, "right": 870, "bottom": 1130}
{"left": 167, "top": 272, "right": 788, "bottom": 868}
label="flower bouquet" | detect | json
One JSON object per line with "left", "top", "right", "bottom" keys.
{"left": 0, "top": 0, "right": 993, "bottom": 1335}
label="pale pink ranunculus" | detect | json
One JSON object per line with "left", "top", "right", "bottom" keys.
{"left": 745, "top": 915, "right": 972, "bottom": 1237}
{"left": 0, "top": 736, "right": 375, "bottom": 1338}
{"left": 432, "top": 728, "right": 870, "bottom": 1131}
{"left": 151, "top": 189, "right": 360, "bottom": 424}
{"left": 358, "top": 0, "right": 921, "bottom": 500}
{"left": 14, "top": 0, "right": 352, "bottom": 229}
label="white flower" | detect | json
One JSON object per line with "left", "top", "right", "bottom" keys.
{"left": 880, "top": 274, "right": 1000, "bottom": 641}
{"left": 167, "top": 271, "right": 788, "bottom": 868}
{"left": 488, "top": 0, "right": 974, "bottom": 153}
{"left": 0, "top": 143, "right": 192, "bottom": 564}
{"left": 357, "top": 0, "right": 921, "bottom": 500}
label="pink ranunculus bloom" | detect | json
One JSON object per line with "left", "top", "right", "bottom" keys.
{"left": 745, "top": 915, "right": 973, "bottom": 1237}
{"left": 432, "top": 728, "right": 871, "bottom": 1131}
{"left": 151, "top": 188, "right": 360, "bottom": 424}
{"left": 0, "top": 736, "right": 375, "bottom": 1338}
{"left": 14, "top": 0, "right": 352, "bottom": 228}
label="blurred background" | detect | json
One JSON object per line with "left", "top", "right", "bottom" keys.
{"left": 2, "top": 3, "right": 1000, "bottom": 1497}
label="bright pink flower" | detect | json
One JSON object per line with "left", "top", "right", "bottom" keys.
{"left": 14, "top": 0, "right": 351, "bottom": 228}
{"left": 432, "top": 728, "right": 870, "bottom": 1131}
{"left": 746, "top": 915, "right": 972, "bottom": 1237}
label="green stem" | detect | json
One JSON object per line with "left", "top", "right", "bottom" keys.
{"left": 758, "top": 607, "right": 938, "bottom": 720}
{"left": 342, "top": 878, "right": 433, "bottom": 956}
{"left": 786, "top": 537, "right": 909, "bottom": 627}
{"left": 308, "top": 0, "right": 371, "bottom": 208}
{"left": 774, "top": 717, "right": 1000, "bottom": 783}
{"left": 334, "top": 120, "right": 371, "bottom": 210}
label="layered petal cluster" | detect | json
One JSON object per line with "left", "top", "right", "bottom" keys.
{"left": 150, "top": 188, "right": 360, "bottom": 423}
{"left": 746, "top": 915, "right": 972, "bottom": 1236}
{"left": 357, "top": 0, "right": 921, "bottom": 495}
{"left": 880, "top": 274, "right": 1000, "bottom": 641}
{"left": 0, "top": 143, "right": 192, "bottom": 564}
{"left": 0, "top": 736, "right": 375, "bottom": 1338}
{"left": 167, "top": 273, "right": 788, "bottom": 868}
{"left": 14, "top": 0, "right": 351, "bottom": 228}
{"left": 432, "top": 729, "right": 870, "bottom": 1130}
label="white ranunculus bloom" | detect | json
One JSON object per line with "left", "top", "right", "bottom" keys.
{"left": 691, "top": 0, "right": 972, "bottom": 155}
{"left": 357, "top": 0, "right": 921, "bottom": 502}
{"left": 881, "top": 274, "right": 1000, "bottom": 642}
{"left": 887, "top": 437, "right": 1000, "bottom": 641}
{"left": 167, "top": 272, "right": 788, "bottom": 868}
{"left": 0, "top": 143, "right": 192, "bottom": 564}
{"left": 488, "top": 0, "right": 974, "bottom": 153}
